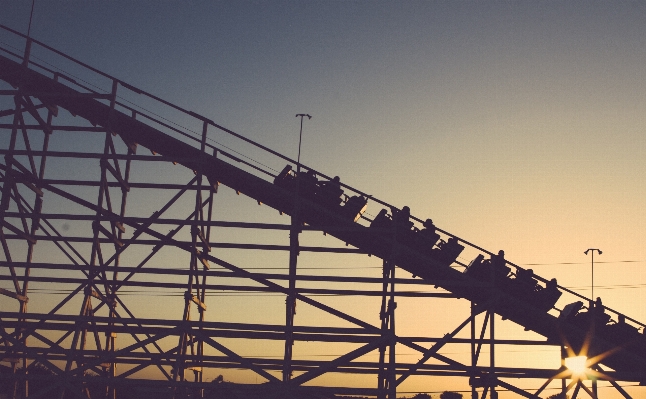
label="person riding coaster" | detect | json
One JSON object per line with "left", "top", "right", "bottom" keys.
{"left": 273, "top": 165, "right": 367, "bottom": 222}
{"left": 369, "top": 207, "right": 464, "bottom": 266}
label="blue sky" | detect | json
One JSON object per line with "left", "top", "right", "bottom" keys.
{"left": 1, "top": 1, "right": 646, "bottom": 396}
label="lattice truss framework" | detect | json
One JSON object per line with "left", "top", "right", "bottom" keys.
{"left": 0, "top": 27, "right": 641, "bottom": 399}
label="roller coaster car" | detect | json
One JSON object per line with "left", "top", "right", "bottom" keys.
{"left": 414, "top": 220, "right": 441, "bottom": 256}
{"left": 317, "top": 177, "right": 344, "bottom": 208}
{"left": 506, "top": 270, "right": 563, "bottom": 312}
{"left": 370, "top": 209, "right": 392, "bottom": 229}
{"left": 275, "top": 166, "right": 361, "bottom": 221}
{"left": 464, "top": 254, "right": 510, "bottom": 281}
{"left": 507, "top": 268, "right": 539, "bottom": 300}
{"left": 340, "top": 195, "right": 368, "bottom": 222}
{"left": 393, "top": 207, "right": 414, "bottom": 232}
{"left": 564, "top": 303, "right": 611, "bottom": 331}
{"left": 431, "top": 237, "right": 464, "bottom": 266}
{"left": 273, "top": 165, "right": 324, "bottom": 202}
{"left": 296, "top": 170, "right": 320, "bottom": 201}
{"left": 368, "top": 208, "right": 459, "bottom": 266}
{"left": 532, "top": 279, "right": 562, "bottom": 312}
{"left": 603, "top": 316, "right": 640, "bottom": 343}
{"left": 274, "top": 165, "right": 296, "bottom": 190}
{"left": 464, "top": 254, "right": 485, "bottom": 274}
{"left": 369, "top": 208, "right": 420, "bottom": 255}
{"left": 559, "top": 301, "right": 584, "bottom": 323}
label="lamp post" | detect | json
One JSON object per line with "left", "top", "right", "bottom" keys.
{"left": 295, "top": 114, "right": 311, "bottom": 173}
{"left": 584, "top": 248, "right": 602, "bottom": 300}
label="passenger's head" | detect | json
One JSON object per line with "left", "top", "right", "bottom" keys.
{"left": 423, "top": 219, "right": 434, "bottom": 228}
{"left": 333, "top": 176, "right": 340, "bottom": 182}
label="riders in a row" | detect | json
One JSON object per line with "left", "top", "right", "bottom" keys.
{"left": 274, "top": 165, "right": 562, "bottom": 314}
{"left": 274, "top": 165, "right": 368, "bottom": 222}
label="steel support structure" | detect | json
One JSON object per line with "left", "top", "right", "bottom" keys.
{"left": 0, "top": 25, "right": 643, "bottom": 399}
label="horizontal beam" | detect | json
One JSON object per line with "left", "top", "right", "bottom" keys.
{"left": 0, "top": 373, "right": 379, "bottom": 396}
{"left": 1, "top": 234, "right": 365, "bottom": 253}
{"left": 0, "top": 123, "right": 106, "bottom": 132}
{"left": 0, "top": 274, "right": 453, "bottom": 297}
{"left": 0, "top": 312, "right": 557, "bottom": 346}
{"left": 0, "top": 148, "right": 203, "bottom": 163}
{"left": 2, "top": 211, "right": 380, "bottom": 233}
{"left": 2, "top": 260, "right": 485, "bottom": 287}
{"left": 3, "top": 348, "right": 636, "bottom": 381}
{"left": 0, "top": 311, "right": 376, "bottom": 335}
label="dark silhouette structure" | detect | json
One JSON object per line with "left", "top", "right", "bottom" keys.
{"left": 0, "top": 24, "right": 643, "bottom": 399}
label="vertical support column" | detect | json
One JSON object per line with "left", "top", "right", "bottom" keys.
{"left": 488, "top": 254, "right": 498, "bottom": 399}
{"left": 9, "top": 38, "right": 28, "bottom": 399}
{"left": 387, "top": 262, "right": 396, "bottom": 399}
{"left": 194, "top": 121, "right": 211, "bottom": 397}
{"left": 59, "top": 291, "right": 93, "bottom": 399}
{"left": 377, "top": 212, "right": 400, "bottom": 399}
{"left": 283, "top": 211, "right": 300, "bottom": 382}
{"left": 489, "top": 310, "right": 496, "bottom": 399}
{"left": 561, "top": 345, "right": 567, "bottom": 397}
{"left": 15, "top": 37, "right": 34, "bottom": 399}
{"left": 103, "top": 110, "right": 135, "bottom": 399}
{"left": 174, "top": 121, "right": 211, "bottom": 398}
{"left": 1, "top": 97, "right": 21, "bottom": 214}
{"left": 98, "top": 79, "right": 120, "bottom": 399}
{"left": 377, "top": 258, "right": 397, "bottom": 399}
{"left": 470, "top": 302, "right": 478, "bottom": 399}
{"left": 377, "top": 259, "right": 388, "bottom": 399}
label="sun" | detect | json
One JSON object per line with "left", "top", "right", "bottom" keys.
{"left": 564, "top": 355, "right": 588, "bottom": 376}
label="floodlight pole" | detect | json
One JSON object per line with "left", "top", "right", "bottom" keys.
{"left": 584, "top": 248, "right": 602, "bottom": 300}
{"left": 295, "top": 114, "right": 311, "bottom": 173}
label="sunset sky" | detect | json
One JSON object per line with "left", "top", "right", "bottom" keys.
{"left": 1, "top": 1, "right": 646, "bottom": 397}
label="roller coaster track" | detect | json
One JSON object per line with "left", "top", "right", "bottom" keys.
{"left": 0, "top": 25, "right": 644, "bottom": 398}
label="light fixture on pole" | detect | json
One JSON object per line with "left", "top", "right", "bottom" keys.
{"left": 584, "top": 248, "right": 602, "bottom": 299}
{"left": 295, "top": 114, "right": 311, "bottom": 174}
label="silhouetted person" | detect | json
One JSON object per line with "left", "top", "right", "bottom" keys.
{"left": 395, "top": 206, "right": 411, "bottom": 226}
{"left": 537, "top": 278, "right": 562, "bottom": 312}
{"left": 595, "top": 297, "right": 604, "bottom": 312}
{"left": 490, "top": 250, "right": 506, "bottom": 270}
{"left": 319, "top": 175, "right": 343, "bottom": 206}
{"left": 492, "top": 249, "right": 504, "bottom": 262}
{"left": 297, "top": 169, "right": 318, "bottom": 197}
{"left": 370, "top": 209, "right": 391, "bottom": 229}
{"left": 393, "top": 206, "right": 414, "bottom": 246}
{"left": 421, "top": 218, "right": 435, "bottom": 233}
{"left": 515, "top": 268, "right": 537, "bottom": 291}
{"left": 436, "top": 236, "right": 465, "bottom": 265}
{"left": 274, "top": 165, "right": 295, "bottom": 189}
{"left": 546, "top": 278, "right": 557, "bottom": 290}
{"left": 485, "top": 249, "right": 510, "bottom": 280}
{"left": 316, "top": 175, "right": 340, "bottom": 192}
{"left": 415, "top": 218, "right": 440, "bottom": 254}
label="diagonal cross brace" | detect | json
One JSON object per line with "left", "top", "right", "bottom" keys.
{"left": 289, "top": 336, "right": 387, "bottom": 386}
{"left": 193, "top": 330, "right": 280, "bottom": 383}
{"left": 396, "top": 306, "right": 485, "bottom": 386}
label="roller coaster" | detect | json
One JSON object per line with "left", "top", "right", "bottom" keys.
{"left": 0, "top": 24, "right": 643, "bottom": 399}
